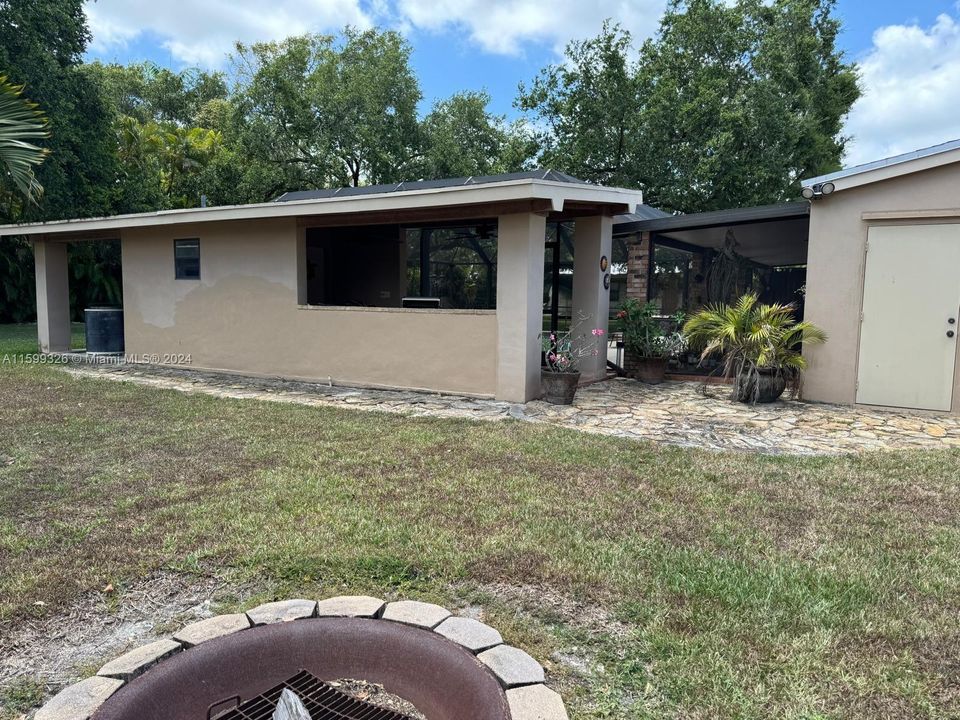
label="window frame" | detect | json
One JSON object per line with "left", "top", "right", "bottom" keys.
{"left": 174, "top": 238, "right": 201, "bottom": 280}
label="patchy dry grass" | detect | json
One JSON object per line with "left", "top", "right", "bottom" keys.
{"left": 1, "top": 324, "right": 960, "bottom": 719}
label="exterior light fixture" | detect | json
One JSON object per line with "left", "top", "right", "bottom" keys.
{"left": 801, "top": 181, "right": 836, "bottom": 199}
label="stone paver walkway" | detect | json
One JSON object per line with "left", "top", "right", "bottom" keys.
{"left": 63, "top": 363, "right": 960, "bottom": 455}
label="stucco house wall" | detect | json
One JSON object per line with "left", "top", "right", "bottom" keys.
{"left": 803, "top": 161, "right": 960, "bottom": 412}
{"left": 120, "top": 218, "right": 499, "bottom": 396}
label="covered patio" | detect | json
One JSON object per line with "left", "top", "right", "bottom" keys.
{"left": 614, "top": 202, "right": 810, "bottom": 374}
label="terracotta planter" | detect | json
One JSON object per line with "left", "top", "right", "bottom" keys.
{"left": 630, "top": 355, "right": 669, "bottom": 384}
{"left": 735, "top": 368, "right": 787, "bottom": 403}
{"left": 541, "top": 370, "right": 581, "bottom": 405}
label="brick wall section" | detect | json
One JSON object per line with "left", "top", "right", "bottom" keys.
{"left": 625, "top": 231, "right": 650, "bottom": 302}
{"left": 623, "top": 230, "right": 650, "bottom": 377}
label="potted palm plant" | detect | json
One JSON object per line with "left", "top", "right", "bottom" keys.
{"left": 617, "top": 299, "right": 685, "bottom": 384}
{"left": 683, "top": 293, "right": 827, "bottom": 403}
{"left": 540, "top": 319, "right": 605, "bottom": 404}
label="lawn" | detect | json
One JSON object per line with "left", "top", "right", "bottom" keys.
{"left": 1, "top": 324, "right": 959, "bottom": 719}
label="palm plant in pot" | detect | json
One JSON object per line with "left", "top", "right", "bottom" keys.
{"left": 617, "top": 299, "right": 685, "bottom": 384}
{"left": 683, "top": 293, "right": 827, "bottom": 403}
{"left": 540, "top": 319, "right": 605, "bottom": 404}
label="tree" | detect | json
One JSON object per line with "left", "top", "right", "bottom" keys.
{"left": 635, "top": 0, "right": 860, "bottom": 212}
{"left": 0, "top": 0, "right": 119, "bottom": 222}
{"left": 517, "top": 1, "right": 861, "bottom": 212}
{"left": 0, "top": 0, "right": 121, "bottom": 323}
{"left": 88, "top": 61, "right": 229, "bottom": 127}
{"left": 230, "top": 28, "right": 422, "bottom": 198}
{"left": 516, "top": 22, "right": 641, "bottom": 186}
{"left": 419, "top": 91, "right": 534, "bottom": 178}
{"left": 0, "top": 77, "right": 50, "bottom": 204}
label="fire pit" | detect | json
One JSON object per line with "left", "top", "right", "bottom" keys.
{"left": 215, "top": 670, "right": 415, "bottom": 720}
{"left": 35, "top": 597, "right": 569, "bottom": 720}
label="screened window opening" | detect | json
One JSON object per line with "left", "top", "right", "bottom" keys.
{"left": 650, "top": 244, "right": 693, "bottom": 314}
{"left": 303, "top": 222, "right": 497, "bottom": 310}
{"left": 404, "top": 223, "right": 497, "bottom": 309}
{"left": 174, "top": 238, "right": 200, "bottom": 279}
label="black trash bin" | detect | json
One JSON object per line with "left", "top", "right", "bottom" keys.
{"left": 85, "top": 307, "right": 124, "bottom": 353}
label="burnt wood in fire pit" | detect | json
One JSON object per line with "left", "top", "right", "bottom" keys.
{"left": 212, "top": 670, "right": 414, "bottom": 720}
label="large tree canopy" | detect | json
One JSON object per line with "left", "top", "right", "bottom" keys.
{"left": 518, "top": 0, "right": 861, "bottom": 213}
{"left": 419, "top": 91, "right": 534, "bottom": 179}
{"left": 229, "top": 29, "right": 422, "bottom": 198}
{"left": 517, "top": 22, "right": 641, "bottom": 187}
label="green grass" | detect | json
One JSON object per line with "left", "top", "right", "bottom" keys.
{"left": 1, "top": 324, "right": 959, "bottom": 719}
{"left": 0, "top": 322, "right": 85, "bottom": 355}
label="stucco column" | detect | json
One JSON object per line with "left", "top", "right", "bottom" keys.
{"left": 33, "top": 239, "right": 71, "bottom": 352}
{"left": 496, "top": 212, "right": 546, "bottom": 402}
{"left": 571, "top": 215, "right": 613, "bottom": 382}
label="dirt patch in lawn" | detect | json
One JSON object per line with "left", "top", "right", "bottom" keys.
{"left": 0, "top": 570, "right": 253, "bottom": 700}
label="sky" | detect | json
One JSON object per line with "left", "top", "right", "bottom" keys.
{"left": 83, "top": 0, "right": 960, "bottom": 168}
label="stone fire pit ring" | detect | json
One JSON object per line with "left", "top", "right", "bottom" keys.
{"left": 36, "top": 596, "right": 568, "bottom": 720}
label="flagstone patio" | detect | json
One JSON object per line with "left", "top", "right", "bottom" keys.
{"left": 63, "top": 362, "right": 960, "bottom": 455}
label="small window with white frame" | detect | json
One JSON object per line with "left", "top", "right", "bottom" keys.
{"left": 174, "top": 238, "right": 200, "bottom": 280}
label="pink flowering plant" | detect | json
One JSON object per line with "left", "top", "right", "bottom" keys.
{"left": 541, "top": 316, "right": 607, "bottom": 373}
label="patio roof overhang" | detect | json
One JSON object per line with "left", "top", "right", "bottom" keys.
{"left": 613, "top": 201, "right": 810, "bottom": 267}
{"left": 0, "top": 175, "right": 644, "bottom": 242}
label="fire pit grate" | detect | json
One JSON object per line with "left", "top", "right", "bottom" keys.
{"left": 211, "top": 670, "right": 416, "bottom": 720}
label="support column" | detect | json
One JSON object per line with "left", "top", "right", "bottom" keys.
{"left": 571, "top": 215, "right": 613, "bottom": 382}
{"left": 496, "top": 212, "right": 546, "bottom": 402}
{"left": 33, "top": 239, "right": 71, "bottom": 353}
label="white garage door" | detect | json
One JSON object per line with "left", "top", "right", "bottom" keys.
{"left": 856, "top": 224, "right": 960, "bottom": 411}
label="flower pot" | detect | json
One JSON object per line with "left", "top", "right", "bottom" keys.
{"left": 628, "top": 354, "right": 668, "bottom": 384}
{"left": 540, "top": 370, "right": 581, "bottom": 405}
{"left": 735, "top": 368, "right": 787, "bottom": 403}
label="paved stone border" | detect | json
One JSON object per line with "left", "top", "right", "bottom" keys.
{"left": 63, "top": 363, "right": 960, "bottom": 455}
{"left": 35, "top": 596, "right": 567, "bottom": 720}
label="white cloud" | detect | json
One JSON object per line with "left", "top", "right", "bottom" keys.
{"left": 85, "top": 0, "right": 668, "bottom": 69}
{"left": 844, "top": 10, "right": 960, "bottom": 166}
{"left": 394, "top": 0, "right": 666, "bottom": 56}
{"left": 85, "top": 0, "right": 372, "bottom": 68}
{"left": 86, "top": 0, "right": 669, "bottom": 65}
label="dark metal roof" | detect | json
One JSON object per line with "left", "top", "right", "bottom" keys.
{"left": 613, "top": 204, "right": 672, "bottom": 224}
{"left": 274, "top": 169, "right": 591, "bottom": 203}
{"left": 613, "top": 201, "right": 809, "bottom": 234}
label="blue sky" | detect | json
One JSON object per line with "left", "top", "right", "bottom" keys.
{"left": 84, "top": 0, "right": 960, "bottom": 166}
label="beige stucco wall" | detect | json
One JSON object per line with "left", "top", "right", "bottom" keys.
{"left": 804, "top": 162, "right": 960, "bottom": 412}
{"left": 120, "top": 218, "right": 498, "bottom": 396}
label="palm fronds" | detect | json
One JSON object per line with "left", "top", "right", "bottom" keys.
{"left": 683, "top": 293, "right": 827, "bottom": 400}
{"left": 0, "top": 76, "right": 50, "bottom": 202}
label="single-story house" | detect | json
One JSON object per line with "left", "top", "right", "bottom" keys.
{"left": 616, "top": 138, "right": 960, "bottom": 413}
{"left": 0, "top": 171, "right": 642, "bottom": 403}
{"left": 4, "top": 140, "right": 959, "bottom": 413}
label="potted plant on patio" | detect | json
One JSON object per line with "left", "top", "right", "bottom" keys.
{"left": 682, "top": 293, "right": 827, "bottom": 403}
{"left": 617, "top": 299, "right": 685, "bottom": 384}
{"left": 540, "top": 319, "right": 606, "bottom": 405}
